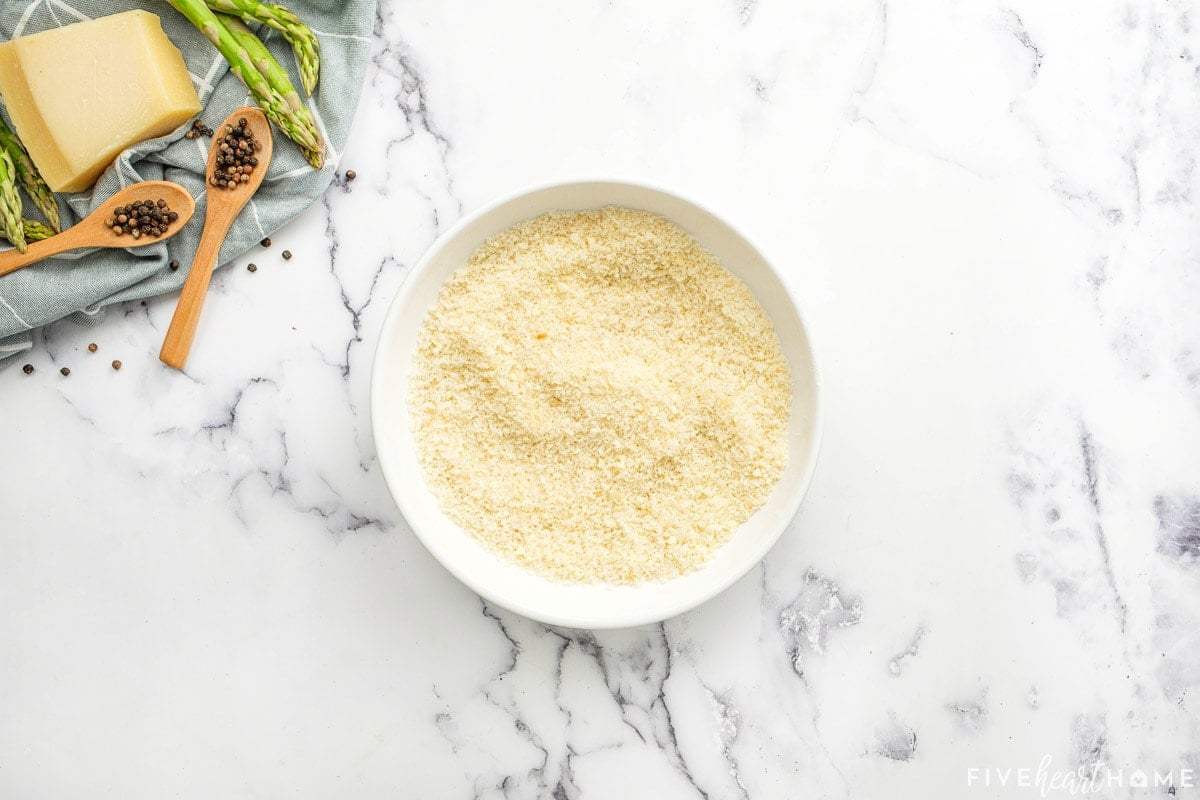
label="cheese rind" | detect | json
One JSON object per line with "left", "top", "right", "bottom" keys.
{"left": 0, "top": 10, "right": 201, "bottom": 192}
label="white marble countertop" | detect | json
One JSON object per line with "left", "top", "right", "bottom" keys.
{"left": 3, "top": 1, "right": 1199, "bottom": 797}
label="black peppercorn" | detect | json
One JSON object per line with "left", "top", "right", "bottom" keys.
{"left": 111, "top": 198, "right": 178, "bottom": 239}
{"left": 210, "top": 119, "right": 261, "bottom": 190}
{"left": 60, "top": 367, "right": 70, "bottom": 376}
{"left": 247, "top": 263, "right": 257, "bottom": 272}
{"left": 261, "top": 237, "right": 271, "bottom": 247}
{"left": 345, "top": 169, "right": 357, "bottom": 181}
{"left": 169, "top": 260, "right": 180, "bottom": 271}
{"left": 282, "top": 250, "right": 292, "bottom": 260}
{"left": 22, "top": 363, "right": 33, "bottom": 374}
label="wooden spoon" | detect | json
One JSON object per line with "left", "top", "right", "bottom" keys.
{"left": 0, "top": 180, "right": 196, "bottom": 278}
{"left": 160, "top": 107, "right": 273, "bottom": 370}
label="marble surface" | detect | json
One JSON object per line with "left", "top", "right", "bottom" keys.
{"left": 2, "top": 0, "right": 1199, "bottom": 797}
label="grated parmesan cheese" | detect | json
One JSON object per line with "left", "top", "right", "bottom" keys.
{"left": 409, "top": 207, "right": 791, "bottom": 584}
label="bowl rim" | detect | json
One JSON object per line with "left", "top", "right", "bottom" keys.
{"left": 369, "top": 175, "right": 824, "bottom": 629}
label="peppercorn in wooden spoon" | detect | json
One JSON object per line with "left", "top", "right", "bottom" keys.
{"left": 0, "top": 180, "right": 195, "bottom": 278}
{"left": 160, "top": 107, "right": 274, "bottom": 370}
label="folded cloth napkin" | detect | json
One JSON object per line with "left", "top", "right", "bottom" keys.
{"left": 0, "top": 0, "right": 374, "bottom": 368}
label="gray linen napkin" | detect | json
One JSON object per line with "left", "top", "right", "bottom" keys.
{"left": 0, "top": 0, "right": 374, "bottom": 368}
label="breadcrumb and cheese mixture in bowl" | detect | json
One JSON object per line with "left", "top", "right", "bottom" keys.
{"left": 409, "top": 207, "right": 791, "bottom": 584}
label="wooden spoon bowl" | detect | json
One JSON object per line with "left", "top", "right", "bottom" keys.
{"left": 160, "top": 107, "right": 274, "bottom": 370}
{"left": 0, "top": 180, "right": 196, "bottom": 278}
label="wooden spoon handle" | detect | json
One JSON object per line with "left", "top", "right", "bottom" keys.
{"left": 158, "top": 215, "right": 235, "bottom": 369}
{"left": 0, "top": 225, "right": 98, "bottom": 277}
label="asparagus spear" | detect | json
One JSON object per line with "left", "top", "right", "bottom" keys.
{"left": 219, "top": 14, "right": 324, "bottom": 168}
{"left": 2, "top": 219, "right": 53, "bottom": 244}
{"left": 166, "top": 0, "right": 325, "bottom": 167}
{"left": 0, "top": 150, "right": 26, "bottom": 253}
{"left": 0, "top": 117, "right": 60, "bottom": 232}
{"left": 204, "top": 0, "right": 319, "bottom": 96}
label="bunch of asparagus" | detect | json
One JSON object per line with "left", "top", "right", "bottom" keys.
{"left": 168, "top": 0, "right": 325, "bottom": 168}
{"left": 0, "top": 116, "right": 60, "bottom": 252}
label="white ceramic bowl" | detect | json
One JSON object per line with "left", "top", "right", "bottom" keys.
{"left": 370, "top": 178, "right": 822, "bottom": 629}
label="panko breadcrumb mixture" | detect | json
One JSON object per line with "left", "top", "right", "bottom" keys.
{"left": 409, "top": 207, "right": 791, "bottom": 584}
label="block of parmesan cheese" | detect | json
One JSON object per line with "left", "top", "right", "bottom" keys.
{"left": 0, "top": 10, "right": 201, "bottom": 192}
